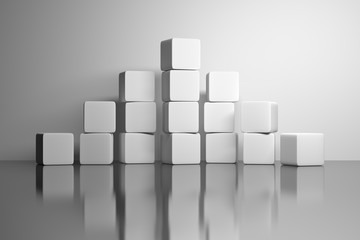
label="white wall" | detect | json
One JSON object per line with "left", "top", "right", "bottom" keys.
{"left": 0, "top": 0, "right": 359, "bottom": 160}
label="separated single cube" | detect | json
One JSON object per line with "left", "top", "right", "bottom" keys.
{"left": 161, "top": 38, "right": 201, "bottom": 71}
{"left": 80, "top": 133, "right": 113, "bottom": 164}
{"left": 206, "top": 72, "right": 239, "bottom": 102}
{"left": 120, "top": 133, "right": 155, "bottom": 164}
{"left": 243, "top": 133, "right": 275, "bottom": 164}
{"left": 280, "top": 133, "right": 324, "bottom": 166}
{"left": 206, "top": 133, "right": 237, "bottom": 163}
{"left": 119, "top": 102, "right": 156, "bottom": 133}
{"left": 119, "top": 71, "right": 155, "bottom": 102}
{"left": 162, "top": 133, "right": 201, "bottom": 164}
{"left": 241, "top": 101, "right": 278, "bottom": 133}
{"left": 36, "top": 133, "right": 74, "bottom": 165}
{"left": 204, "top": 103, "right": 234, "bottom": 132}
{"left": 84, "top": 101, "right": 116, "bottom": 133}
{"left": 163, "top": 102, "right": 199, "bottom": 133}
{"left": 162, "top": 70, "right": 200, "bottom": 102}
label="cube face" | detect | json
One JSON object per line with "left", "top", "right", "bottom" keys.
{"left": 243, "top": 133, "right": 275, "bottom": 164}
{"left": 206, "top": 72, "right": 239, "bottom": 102}
{"left": 161, "top": 38, "right": 201, "bottom": 71}
{"left": 206, "top": 133, "right": 237, "bottom": 163}
{"left": 162, "top": 133, "right": 201, "bottom": 164}
{"left": 241, "top": 101, "right": 278, "bottom": 133}
{"left": 119, "top": 71, "right": 155, "bottom": 102}
{"left": 84, "top": 101, "right": 116, "bottom": 133}
{"left": 123, "top": 102, "right": 156, "bottom": 133}
{"left": 280, "top": 133, "right": 324, "bottom": 166}
{"left": 162, "top": 70, "right": 200, "bottom": 102}
{"left": 36, "top": 133, "right": 74, "bottom": 165}
{"left": 204, "top": 103, "right": 234, "bottom": 132}
{"left": 120, "top": 133, "right": 155, "bottom": 164}
{"left": 163, "top": 102, "right": 199, "bottom": 133}
{"left": 80, "top": 133, "right": 113, "bottom": 164}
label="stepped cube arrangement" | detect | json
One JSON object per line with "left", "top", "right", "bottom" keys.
{"left": 119, "top": 71, "right": 156, "bottom": 164}
{"left": 161, "top": 38, "right": 201, "bottom": 164}
{"left": 35, "top": 37, "right": 325, "bottom": 168}
{"left": 80, "top": 101, "right": 115, "bottom": 164}
{"left": 241, "top": 101, "right": 278, "bottom": 164}
{"left": 205, "top": 72, "right": 239, "bottom": 163}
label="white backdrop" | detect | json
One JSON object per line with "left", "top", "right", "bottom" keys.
{"left": 0, "top": 0, "right": 359, "bottom": 160}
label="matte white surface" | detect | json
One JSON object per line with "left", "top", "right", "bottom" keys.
{"left": 162, "top": 70, "right": 200, "bottom": 102}
{"left": 41, "top": 133, "right": 74, "bottom": 165}
{"left": 162, "top": 133, "right": 200, "bottom": 164}
{"left": 163, "top": 102, "right": 199, "bottom": 133}
{"left": 243, "top": 133, "right": 275, "bottom": 164}
{"left": 204, "top": 102, "right": 234, "bottom": 132}
{"left": 206, "top": 72, "right": 239, "bottom": 102}
{"left": 119, "top": 71, "right": 155, "bottom": 102}
{"left": 120, "top": 133, "right": 155, "bottom": 164}
{"left": 80, "top": 133, "right": 113, "bottom": 164}
{"left": 124, "top": 102, "right": 156, "bottom": 133}
{"left": 241, "top": 101, "right": 278, "bottom": 133}
{"left": 84, "top": 101, "right": 116, "bottom": 133}
{"left": 206, "top": 133, "right": 237, "bottom": 163}
{"left": 161, "top": 38, "right": 201, "bottom": 71}
{"left": 280, "top": 133, "right": 324, "bottom": 166}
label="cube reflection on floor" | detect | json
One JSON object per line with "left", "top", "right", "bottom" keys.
{"left": 120, "top": 133, "right": 155, "bottom": 164}
{"left": 162, "top": 133, "right": 201, "bottom": 164}
{"left": 80, "top": 133, "right": 113, "bottom": 165}
{"left": 36, "top": 133, "right": 74, "bottom": 165}
{"left": 280, "top": 133, "right": 324, "bottom": 166}
{"left": 206, "top": 133, "right": 237, "bottom": 163}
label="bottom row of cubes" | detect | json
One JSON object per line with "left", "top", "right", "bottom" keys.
{"left": 36, "top": 133, "right": 323, "bottom": 165}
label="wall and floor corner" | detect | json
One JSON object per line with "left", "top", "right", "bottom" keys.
{"left": 0, "top": 0, "right": 360, "bottom": 161}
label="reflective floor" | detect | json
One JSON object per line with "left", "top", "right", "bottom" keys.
{"left": 0, "top": 161, "right": 359, "bottom": 240}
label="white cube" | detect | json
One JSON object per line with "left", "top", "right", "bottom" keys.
{"left": 80, "top": 133, "right": 113, "bottom": 164}
{"left": 36, "top": 133, "right": 74, "bottom": 165}
{"left": 84, "top": 101, "right": 116, "bottom": 133}
{"left": 163, "top": 102, "right": 199, "bottom": 133}
{"left": 120, "top": 133, "right": 155, "bottom": 164}
{"left": 119, "top": 71, "right": 155, "bottom": 102}
{"left": 241, "top": 101, "right": 278, "bottom": 133}
{"left": 120, "top": 102, "right": 156, "bottom": 133}
{"left": 161, "top": 38, "right": 201, "bottom": 71}
{"left": 162, "top": 70, "right": 200, "bottom": 102}
{"left": 206, "top": 133, "right": 237, "bottom": 163}
{"left": 280, "top": 133, "right": 324, "bottom": 166}
{"left": 204, "top": 103, "right": 234, "bottom": 132}
{"left": 162, "top": 133, "right": 200, "bottom": 164}
{"left": 206, "top": 72, "right": 239, "bottom": 102}
{"left": 243, "top": 133, "right": 275, "bottom": 164}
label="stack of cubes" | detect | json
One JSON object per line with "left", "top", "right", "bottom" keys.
{"left": 241, "top": 101, "right": 278, "bottom": 164}
{"left": 80, "top": 101, "right": 116, "bottom": 164}
{"left": 119, "top": 71, "right": 156, "bottom": 164}
{"left": 205, "top": 72, "right": 239, "bottom": 163}
{"left": 161, "top": 38, "right": 201, "bottom": 164}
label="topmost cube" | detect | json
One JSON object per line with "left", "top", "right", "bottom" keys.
{"left": 161, "top": 38, "right": 201, "bottom": 71}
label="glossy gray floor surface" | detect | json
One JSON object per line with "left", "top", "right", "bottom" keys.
{"left": 0, "top": 161, "right": 359, "bottom": 240}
